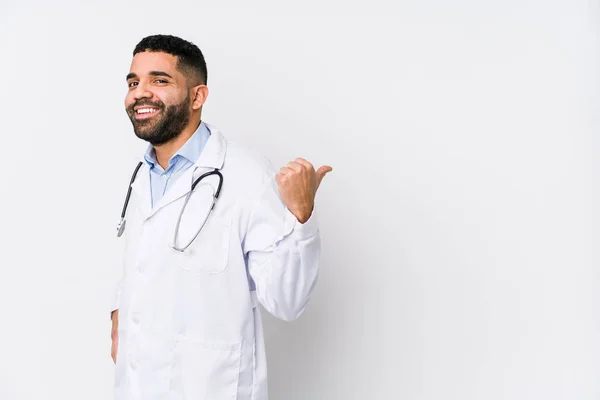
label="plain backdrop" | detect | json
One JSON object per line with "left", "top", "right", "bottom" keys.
{"left": 0, "top": 1, "right": 598, "bottom": 399}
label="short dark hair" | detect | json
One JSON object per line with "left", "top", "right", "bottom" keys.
{"left": 133, "top": 34, "right": 207, "bottom": 86}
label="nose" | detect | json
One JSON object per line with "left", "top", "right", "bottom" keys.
{"left": 132, "top": 81, "right": 153, "bottom": 101}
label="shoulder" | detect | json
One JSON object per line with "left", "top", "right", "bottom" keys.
{"left": 226, "top": 141, "right": 276, "bottom": 175}
{"left": 211, "top": 129, "right": 278, "bottom": 193}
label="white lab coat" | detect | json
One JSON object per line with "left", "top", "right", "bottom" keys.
{"left": 111, "top": 124, "right": 321, "bottom": 400}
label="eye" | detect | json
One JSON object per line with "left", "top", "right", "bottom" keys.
{"left": 128, "top": 81, "right": 138, "bottom": 88}
{"left": 154, "top": 79, "right": 168, "bottom": 84}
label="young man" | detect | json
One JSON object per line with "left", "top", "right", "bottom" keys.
{"left": 110, "top": 34, "right": 330, "bottom": 400}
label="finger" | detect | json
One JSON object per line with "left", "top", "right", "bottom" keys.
{"left": 294, "top": 158, "right": 313, "bottom": 170}
{"left": 279, "top": 167, "right": 293, "bottom": 176}
{"left": 315, "top": 165, "right": 333, "bottom": 187}
{"left": 286, "top": 161, "right": 303, "bottom": 173}
{"left": 275, "top": 172, "right": 284, "bottom": 184}
{"left": 316, "top": 165, "right": 333, "bottom": 177}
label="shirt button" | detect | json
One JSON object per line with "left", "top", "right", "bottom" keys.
{"left": 132, "top": 313, "right": 140, "bottom": 324}
{"left": 130, "top": 360, "right": 137, "bottom": 370}
{"left": 162, "top": 174, "right": 168, "bottom": 180}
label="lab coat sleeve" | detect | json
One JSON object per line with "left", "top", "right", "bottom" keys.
{"left": 110, "top": 278, "right": 122, "bottom": 316}
{"left": 243, "top": 174, "right": 321, "bottom": 322}
{"left": 110, "top": 242, "right": 127, "bottom": 318}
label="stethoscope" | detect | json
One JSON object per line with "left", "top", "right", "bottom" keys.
{"left": 116, "top": 161, "right": 224, "bottom": 252}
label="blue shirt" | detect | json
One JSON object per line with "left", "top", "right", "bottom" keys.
{"left": 143, "top": 122, "right": 211, "bottom": 208}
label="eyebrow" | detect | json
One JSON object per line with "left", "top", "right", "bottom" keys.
{"left": 126, "top": 71, "right": 173, "bottom": 81}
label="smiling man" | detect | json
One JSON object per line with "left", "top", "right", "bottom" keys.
{"left": 110, "top": 34, "right": 331, "bottom": 400}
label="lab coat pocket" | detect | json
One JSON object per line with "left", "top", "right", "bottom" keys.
{"left": 175, "top": 215, "right": 231, "bottom": 274}
{"left": 170, "top": 337, "right": 241, "bottom": 400}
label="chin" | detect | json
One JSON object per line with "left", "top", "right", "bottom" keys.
{"left": 133, "top": 127, "right": 156, "bottom": 140}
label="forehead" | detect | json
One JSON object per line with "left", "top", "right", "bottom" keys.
{"left": 129, "top": 51, "right": 182, "bottom": 77}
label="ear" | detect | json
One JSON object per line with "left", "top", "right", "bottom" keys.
{"left": 191, "top": 85, "right": 209, "bottom": 111}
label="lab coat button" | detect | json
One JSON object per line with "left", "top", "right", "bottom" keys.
{"left": 130, "top": 360, "right": 137, "bottom": 370}
{"left": 132, "top": 313, "right": 140, "bottom": 324}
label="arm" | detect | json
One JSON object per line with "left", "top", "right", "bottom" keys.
{"left": 111, "top": 309, "right": 119, "bottom": 363}
{"left": 110, "top": 278, "right": 122, "bottom": 363}
{"left": 244, "top": 158, "right": 331, "bottom": 321}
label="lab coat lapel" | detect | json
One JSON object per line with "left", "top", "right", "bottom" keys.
{"left": 147, "top": 126, "right": 227, "bottom": 219}
{"left": 148, "top": 166, "right": 196, "bottom": 218}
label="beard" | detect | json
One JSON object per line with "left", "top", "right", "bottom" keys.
{"left": 126, "top": 94, "right": 191, "bottom": 146}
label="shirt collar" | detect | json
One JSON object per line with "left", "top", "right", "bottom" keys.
{"left": 143, "top": 122, "right": 211, "bottom": 168}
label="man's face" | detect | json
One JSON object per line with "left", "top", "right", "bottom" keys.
{"left": 125, "top": 51, "right": 191, "bottom": 146}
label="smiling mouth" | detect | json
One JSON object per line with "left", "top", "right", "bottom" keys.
{"left": 134, "top": 107, "right": 160, "bottom": 119}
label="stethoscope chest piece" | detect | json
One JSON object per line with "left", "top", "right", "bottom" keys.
{"left": 116, "top": 217, "right": 126, "bottom": 237}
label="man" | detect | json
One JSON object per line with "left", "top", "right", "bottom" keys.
{"left": 110, "top": 34, "right": 330, "bottom": 399}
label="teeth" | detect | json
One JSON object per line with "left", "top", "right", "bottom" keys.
{"left": 137, "top": 108, "right": 156, "bottom": 114}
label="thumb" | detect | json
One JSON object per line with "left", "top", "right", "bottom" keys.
{"left": 315, "top": 165, "right": 333, "bottom": 188}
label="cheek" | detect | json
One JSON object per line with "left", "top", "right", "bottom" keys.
{"left": 156, "top": 86, "right": 187, "bottom": 104}
{"left": 156, "top": 90, "right": 180, "bottom": 107}
{"left": 124, "top": 92, "right": 135, "bottom": 108}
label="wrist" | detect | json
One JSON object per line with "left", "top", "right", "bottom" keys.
{"left": 291, "top": 204, "right": 313, "bottom": 224}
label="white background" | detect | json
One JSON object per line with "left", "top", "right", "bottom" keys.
{"left": 0, "top": 1, "right": 598, "bottom": 399}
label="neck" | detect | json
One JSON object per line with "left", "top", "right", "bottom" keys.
{"left": 154, "top": 115, "right": 201, "bottom": 169}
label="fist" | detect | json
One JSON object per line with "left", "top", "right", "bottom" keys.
{"left": 276, "top": 158, "right": 332, "bottom": 223}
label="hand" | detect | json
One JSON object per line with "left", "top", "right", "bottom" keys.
{"left": 111, "top": 310, "right": 119, "bottom": 364}
{"left": 276, "top": 158, "right": 332, "bottom": 223}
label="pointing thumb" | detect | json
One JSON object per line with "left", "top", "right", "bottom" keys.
{"left": 316, "top": 165, "right": 333, "bottom": 188}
